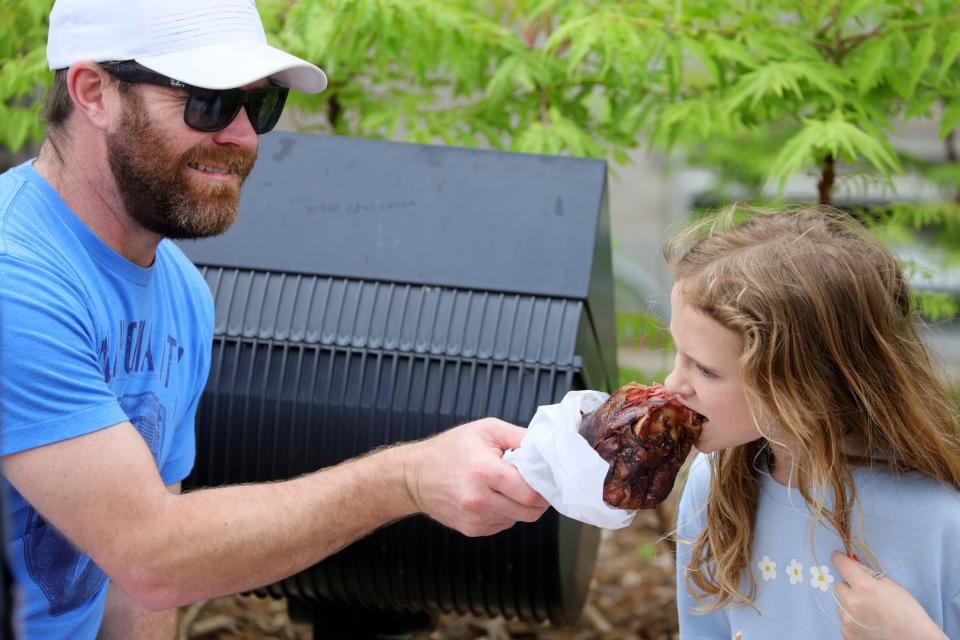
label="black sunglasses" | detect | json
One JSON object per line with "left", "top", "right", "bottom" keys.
{"left": 103, "top": 62, "right": 289, "bottom": 134}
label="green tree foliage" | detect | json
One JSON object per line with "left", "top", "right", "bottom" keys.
{"left": 2, "top": 0, "right": 958, "bottom": 319}
{"left": 6, "top": 1, "right": 959, "bottom": 183}
{"left": 0, "top": 0, "right": 55, "bottom": 153}
{"left": 261, "top": 0, "right": 619, "bottom": 156}
{"left": 266, "top": 1, "right": 960, "bottom": 196}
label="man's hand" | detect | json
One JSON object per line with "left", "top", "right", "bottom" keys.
{"left": 831, "top": 551, "right": 947, "bottom": 640}
{"left": 401, "top": 418, "right": 549, "bottom": 537}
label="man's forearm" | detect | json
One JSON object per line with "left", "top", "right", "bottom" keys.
{"left": 113, "top": 444, "right": 417, "bottom": 610}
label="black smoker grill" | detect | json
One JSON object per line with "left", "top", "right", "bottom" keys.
{"left": 178, "top": 133, "right": 617, "bottom": 636}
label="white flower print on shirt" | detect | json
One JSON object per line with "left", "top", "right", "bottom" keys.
{"left": 810, "top": 565, "right": 835, "bottom": 592}
{"left": 786, "top": 559, "right": 803, "bottom": 585}
{"left": 758, "top": 555, "right": 777, "bottom": 581}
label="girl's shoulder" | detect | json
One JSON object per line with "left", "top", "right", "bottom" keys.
{"left": 854, "top": 465, "right": 960, "bottom": 528}
{"left": 854, "top": 464, "right": 960, "bottom": 496}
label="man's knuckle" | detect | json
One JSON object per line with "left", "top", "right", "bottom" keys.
{"left": 486, "top": 465, "right": 508, "bottom": 486}
{"left": 520, "top": 488, "right": 542, "bottom": 506}
{"left": 461, "top": 492, "right": 486, "bottom": 512}
{"left": 466, "top": 464, "right": 490, "bottom": 484}
{"left": 519, "top": 512, "right": 538, "bottom": 523}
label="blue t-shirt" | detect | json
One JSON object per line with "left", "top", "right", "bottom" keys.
{"left": 0, "top": 160, "right": 213, "bottom": 638}
{"left": 676, "top": 453, "right": 960, "bottom": 639}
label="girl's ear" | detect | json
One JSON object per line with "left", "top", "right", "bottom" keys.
{"left": 65, "top": 61, "right": 117, "bottom": 132}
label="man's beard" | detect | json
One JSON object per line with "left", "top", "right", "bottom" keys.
{"left": 106, "top": 98, "right": 257, "bottom": 240}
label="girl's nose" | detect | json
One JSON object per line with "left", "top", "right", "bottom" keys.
{"left": 664, "top": 365, "right": 693, "bottom": 398}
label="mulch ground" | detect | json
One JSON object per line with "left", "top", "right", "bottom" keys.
{"left": 179, "top": 501, "right": 680, "bottom": 640}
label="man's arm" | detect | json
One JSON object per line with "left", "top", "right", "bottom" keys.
{"left": 3, "top": 417, "right": 545, "bottom": 612}
{"left": 95, "top": 483, "right": 182, "bottom": 640}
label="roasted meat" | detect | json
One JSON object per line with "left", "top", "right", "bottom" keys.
{"left": 579, "top": 382, "right": 704, "bottom": 509}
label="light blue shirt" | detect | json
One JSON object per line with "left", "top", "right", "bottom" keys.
{"left": 0, "top": 161, "right": 213, "bottom": 638}
{"left": 676, "top": 453, "right": 960, "bottom": 639}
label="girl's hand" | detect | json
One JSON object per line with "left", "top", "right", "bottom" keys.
{"left": 831, "top": 551, "right": 947, "bottom": 640}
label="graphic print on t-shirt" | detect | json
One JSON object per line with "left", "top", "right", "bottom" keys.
{"left": 97, "top": 319, "right": 186, "bottom": 389}
{"left": 119, "top": 392, "right": 168, "bottom": 465}
{"left": 22, "top": 509, "right": 108, "bottom": 617}
{"left": 23, "top": 391, "right": 168, "bottom": 614}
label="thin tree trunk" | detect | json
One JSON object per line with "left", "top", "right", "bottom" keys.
{"left": 818, "top": 153, "right": 835, "bottom": 206}
{"left": 326, "top": 94, "right": 342, "bottom": 131}
{"left": 946, "top": 130, "right": 959, "bottom": 204}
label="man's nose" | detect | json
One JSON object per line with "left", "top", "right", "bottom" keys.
{"left": 212, "top": 105, "right": 259, "bottom": 148}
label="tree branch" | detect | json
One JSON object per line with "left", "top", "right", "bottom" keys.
{"left": 815, "top": 3, "right": 841, "bottom": 39}
{"left": 818, "top": 153, "right": 836, "bottom": 205}
{"left": 837, "top": 15, "right": 960, "bottom": 59}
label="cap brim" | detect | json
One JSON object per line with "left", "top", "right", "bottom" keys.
{"left": 136, "top": 41, "right": 327, "bottom": 93}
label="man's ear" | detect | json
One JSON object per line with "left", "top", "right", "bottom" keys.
{"left": 65, "top": 61, "right": 119, "bottom": 131}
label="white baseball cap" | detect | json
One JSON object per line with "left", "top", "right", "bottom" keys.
{"left": 46, "top": 0, "right": 328, "bottom": 93}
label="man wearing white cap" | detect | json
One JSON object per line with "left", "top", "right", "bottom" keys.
{"left": 0, "top": 1, "right": 548, "bottom": 638}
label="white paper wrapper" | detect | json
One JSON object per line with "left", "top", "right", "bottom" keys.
{"left": 503, "top": 389, "right": 637, "bottom": 530}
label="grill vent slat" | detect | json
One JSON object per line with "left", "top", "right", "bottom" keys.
{"left": 209, "top": 272, "right": 581, "bottom": 366}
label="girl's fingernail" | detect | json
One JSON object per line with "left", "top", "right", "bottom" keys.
{"left": 851, "top": 554, "right": 860, "bottom": 562}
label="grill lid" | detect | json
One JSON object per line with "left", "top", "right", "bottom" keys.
{"left": 182, "top": 133, "right": 608, "bottom": 300}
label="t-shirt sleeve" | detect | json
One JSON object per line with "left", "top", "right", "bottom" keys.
{"left": 675, "top": 454, "right": 731, "bottom": 639}
{"left": 0, "top": 254, "right": 127, "bottom": 454}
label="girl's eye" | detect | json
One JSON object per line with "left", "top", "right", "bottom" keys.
{"left": 696, "top": 364, "right": 715, "bottom": 378}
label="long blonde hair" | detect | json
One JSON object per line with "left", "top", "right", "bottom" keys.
{"left": 664, "top": 205, "right": 960, "bottom": 610}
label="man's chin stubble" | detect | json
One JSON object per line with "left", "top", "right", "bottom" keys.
{"left": 159, "top": 187, "right": 243, "bottom": 239}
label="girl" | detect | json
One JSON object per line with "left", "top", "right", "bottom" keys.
{"left": 665, "top": 206, "right": 960, "bottom": 639}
